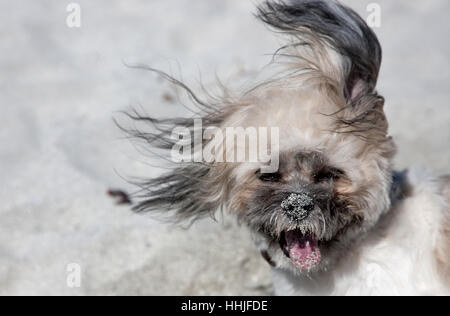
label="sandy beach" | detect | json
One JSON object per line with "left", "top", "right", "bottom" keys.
{"left": 0, "top": 0, "right": 448, "bottom": 295}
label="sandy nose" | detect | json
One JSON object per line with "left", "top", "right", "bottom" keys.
{"left": 281, "top": 193, "right": 315, "bottom": 221}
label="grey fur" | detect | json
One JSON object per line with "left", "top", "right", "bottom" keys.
{"left": 116, "top": 68, "right": 232, "bottom": 222}
{"left": 239, "top": 151, "right": 359, "bottom": 243}
{"left": 132, "top": 164, "right": 220, "bottom": 223}
{"left": 257, "top": 0, "right": 382, "bottom": 100}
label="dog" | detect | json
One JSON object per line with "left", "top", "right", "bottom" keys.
{"left": 122, "top": 0, "right": 450, "bottom": 295}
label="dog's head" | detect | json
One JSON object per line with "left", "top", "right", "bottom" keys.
{"left": 124, "top": 0, "right": 396, "bottom": 275}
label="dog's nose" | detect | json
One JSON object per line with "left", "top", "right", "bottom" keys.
{"left": 281, "top": 193, "right": 315, "bottom": 221}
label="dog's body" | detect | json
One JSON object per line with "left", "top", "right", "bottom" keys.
{"left": 123, "top": 0, "right": 450, "bottom": 295}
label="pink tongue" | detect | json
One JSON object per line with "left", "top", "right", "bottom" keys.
{"left": 285, "top": 231, "right": 321, "bottom": 271}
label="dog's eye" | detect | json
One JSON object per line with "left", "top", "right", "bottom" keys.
{"left": 258, "top": 172, "right": 282, "bottom": 182}
{"left": 315, "top": 168, "right": 343, "bottom": 182}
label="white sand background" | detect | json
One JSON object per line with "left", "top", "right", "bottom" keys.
{"left": 0, "top": 0, "right": 448, "bottom": 295}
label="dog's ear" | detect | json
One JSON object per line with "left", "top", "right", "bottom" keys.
{"left": 121, "top": 113, "right": 230, "bottom": 223}
{"left": 132, "top": 163, "right": 228, "bottom": 223}
{"left": 116, "top": 68, "right": 231, "bottom": 224}
{"left": 257, "top": 0, "right": 382, "bottom": 103}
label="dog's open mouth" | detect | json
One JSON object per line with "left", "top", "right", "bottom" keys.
{"left": 279, "top": 230, "right": 321, "bottom": 271}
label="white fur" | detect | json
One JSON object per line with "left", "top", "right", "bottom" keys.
{"left": 271, "top": 168, "right": 449, "bottom": 296}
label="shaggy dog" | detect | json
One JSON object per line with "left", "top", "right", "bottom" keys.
{"left": 122, "top": 0, "right": 450, "bottom": 295}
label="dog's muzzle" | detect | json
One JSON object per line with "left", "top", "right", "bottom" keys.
{"left": 281, "top": 193, "right": 314, "bottom": 221}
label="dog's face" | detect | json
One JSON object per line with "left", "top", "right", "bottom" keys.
{"left": 126, "top": 0, "right": 397, "bottom": 276}
{"left": 224, "top": 87, "right": 395, "bottom": 274}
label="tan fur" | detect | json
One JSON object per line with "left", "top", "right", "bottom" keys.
{"left": 231, "top": 175, "right": 260, "bottom": 213}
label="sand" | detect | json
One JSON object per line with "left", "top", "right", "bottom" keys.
{"left": 0, "top": 0, "right": 448, "bottom": 295}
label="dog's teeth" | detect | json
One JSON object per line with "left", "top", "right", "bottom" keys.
{"left": 306, "top": 241, "right": 310, "bottom": 247}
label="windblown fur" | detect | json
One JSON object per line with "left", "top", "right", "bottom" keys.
{"left": 120, "top": 0, "right": 450, "bottom": 295}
